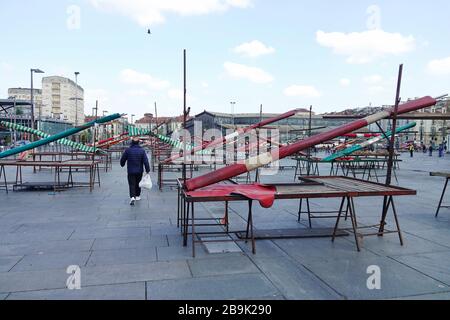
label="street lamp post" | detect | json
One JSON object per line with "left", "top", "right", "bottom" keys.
{"left": 74, "top": 72, "right": 80, "bottom": 126}
{"left": 30, "top": 68, "right": 45, "bottom": 141}
{"left": 230, "top": 101, "right": 236, "bottom": 128}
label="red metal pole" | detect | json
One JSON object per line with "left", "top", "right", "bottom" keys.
{"left": 185, "top": 96, "right": 436, "bottom": 191}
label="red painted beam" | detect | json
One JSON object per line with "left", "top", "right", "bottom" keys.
{"left": 185, "top": 96, "right": 436, "bottom": 191}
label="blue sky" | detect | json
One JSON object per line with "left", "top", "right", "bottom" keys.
{"left": 1, "top": 0, "right": 449, "bottom": 118}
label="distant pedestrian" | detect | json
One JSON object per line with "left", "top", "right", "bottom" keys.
{"left": 429, "top": 145, "right": 433, "bottom": 157}
{"left": 439, "top": 144, "right": 444, "bottom": 158}
{"left": 409, "top": 144, "right": 414, "bottom": 158}
{"left": 422, "top": 144, "right": 427, "bottom": 153}
{"left": 120, "top": 137, "right": 150, "bottom": 206}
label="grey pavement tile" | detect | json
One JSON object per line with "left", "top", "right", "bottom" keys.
{"left": 150, "top": 225, "right": 181, "bottom": 236}
{"left": 69, "top": 226, "right": 150, "bottom": 240}
{"left": 391, "top": 291, "right": 450, "bottom": 300}
{"left": 157, "top": 246, "right": 208, "bottom": 261}
{"left": 405, "top": 227, "right": 450, "bottom": 249}
{"left": 7, "top": 282, "right": 146, "bottom": 300}
{"left": 274, "top": 237, "right": 379, "bottom": 265}
{"left": 187, "top": 255, "right": 259, "bottom": 277}
{"left": 251, "top": 256, "right": 343, "bottom": 300}
{"left": 362, "top": 232, "right": 450, "bottom": 257}
{"left": 301, "top": 255, "right": 449, "bottom": 299}
{"left": 2, "top": 154, "right": 450, "bottom": 299}
{"left": 11, "top": 251, "right": 91, "bottom": 272}
{"left": 0, "top": 255, "right": 23, "bottom": 272}
{"left": 0, "top": 260, "right": 191, "bottom": 294}
{"left": 0, "top": 229, "right": 75, "bottom": 245}
{"left": 391, "top": 251, "right": 450, "bottom": 286}
{"left": 146, "top": 273, "right": 280, "bottom": 300}
{"left": 238, "top": 240, "right": 286, "bottom": 258}
{"left": 0, "top": 269, "right": 69, "bottom": 293}
{"left": 87, "top": 247, "right": 157, "bottom": 267}
{"left": 83, "top": 261, "right": 192, "bottom": 287}
{"left": 0, "top": 240, "right": 94, "bottom": 257}
{"left": 92, "top": 236, "right": 167, "bottom": 250}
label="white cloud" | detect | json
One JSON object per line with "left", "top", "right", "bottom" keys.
{"left": 233, "top": 40, "right": 275, "bottom": 58}
{"left": 367, "top": 86, "right": 385, "bottom": 95}
{"left": 127, "top": 89, "right": 149, "bottom": 96}
{"left": 427, "top": 56, "right": 450, "bottom": 75}
{"left": 316, "top": 29, "right": 416, "bottom": 64}
{"left": 363, "top": 74, "right": 383, "bottom": 85}
{"left": 168, "top": 88, "right": 183, "bottom": 100}
{"left": 339, "top": 78, "right": 350, "bottom": 87}
{"left": 89, "top": 0, "right": 252, "bottom": 26}
{"left": 167, "top": 88, "right": 194, "bottom": 102}
{"left": 201, "top": 81, "right": 209, "bottom": 88}
{"left": 85, "top": 89, "right": 110, "bottom": 113}
{"left": 120, "top": 68, "right": 170, "bottom": 90}
{"left": 284, "top": 85, "right": 321, "bottom": 98}
{"left": 223, "top": 62, "right": 273, "bottom": 84}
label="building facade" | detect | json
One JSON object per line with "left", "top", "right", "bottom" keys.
{"left": 42, "top": 76, "right": 84, "bottom": 126}
{"left": 185, "top": 110, "right": 350, "bottom": 144}
{"left": 135, "top": 113, "right": 188, "bottom": 136}
{"left": 7, "top": 88, "right": 42, "bottom": 117}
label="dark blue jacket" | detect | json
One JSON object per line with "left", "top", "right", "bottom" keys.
{"left": 120, "top": 142, "right": 150, "bottom": 174}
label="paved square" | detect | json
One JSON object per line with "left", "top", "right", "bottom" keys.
{"left": 1, "top": 152, "right": 450, "bottom": 299}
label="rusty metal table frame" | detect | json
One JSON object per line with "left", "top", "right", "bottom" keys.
{"left": 177, "top": 176, "right": 416, "bottom": 256}
{"left": 0, "top": 163, "right": 8, "bottom": 193}
{"left": 430, "top": 172, "right": 450, "bottom": 217}
{"left": 31, "top": 152, "right": 112, "bottom": 172}
{"left": 0, "top": 160, "right": 101, "bottom": 192}
{"left": 158, "top": 163, "right": 195, "bottom": 190}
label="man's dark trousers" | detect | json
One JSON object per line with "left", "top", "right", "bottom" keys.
{"left": 128, "top": 173, "right": 143, "bottom": 198}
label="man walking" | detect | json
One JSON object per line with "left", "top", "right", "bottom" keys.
{"left": 120, "top": 137, "right": 150, "bottom": 206}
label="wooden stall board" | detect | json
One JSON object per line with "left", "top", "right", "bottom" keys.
{"left": 177, "top": 176, "right": 416, "bottom": 257}
{"left": 0, "top": 160, "right": 101, "bottom": 192}
{"left": 293, "top": 157, "right": 401, "bottom": 183}
{"left": 430, "top": 172, "right": 450, "bottom": 217}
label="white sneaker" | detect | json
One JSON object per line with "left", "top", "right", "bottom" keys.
{"left": 135, "top": 196, "right": 141, "bottom": 201}
{"left": 130, "top": 197, "right": 136, "bottom": 206}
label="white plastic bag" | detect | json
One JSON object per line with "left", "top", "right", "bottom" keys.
{"left": 139, "top": 174, "right": 153, "bottom": 190}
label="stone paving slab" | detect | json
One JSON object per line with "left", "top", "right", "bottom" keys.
{"left": 361, "top": 232, "right": 450, "bottom": 257}
{"left": 1, "top": 153, "right": 450, "bottom": 299}
{"left": 10, "top": 251, "right": 91, "bottom": 272}
{"left": 251, "top": 256, "right": 342, "bottom": 300}
{"left": 0, "top": 255, "right": 23, "bottom": 272}
{"left": 0, "top": 261, "right": 191, "bottom": 293}
{"left": 187, "top": 255, "right": 259, "bottom": 277}
{"left": 7, "top": 282, "right": 146, "bottom": 300}
{"left": 391, "top": 251, "right": 450, "bottom": 286}
{"left": 300, "top": 255, "right": 449, "bottom": 299}
{"left": 87, "top": 247, "right": 158, "bottom": 267}
{"left": 146, "top": 273, "right": 280, "bottom": 300}
{"left": 0, "top": 229, "right": 75, "bottom": 245}
{"left": 0, "top": 239, "right": 94, "bottom": 257}
{"left": 69, "top": 227, "right": 150, "bottom": 240}
{"left": 391, "top": 291, "right": 450, "bottom": 300}
{"left": 92, "top": 236, "right": 167, "bottom": 250}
